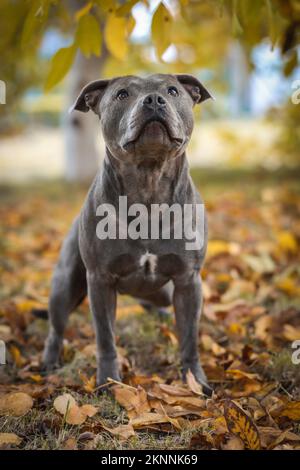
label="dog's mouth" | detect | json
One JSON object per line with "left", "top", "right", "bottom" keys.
{"left": 123, "top": 117, "right": 184, "bottom": 149}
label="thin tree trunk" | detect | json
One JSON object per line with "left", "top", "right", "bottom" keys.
{"left": 227, "top": 41, "right": 251, "bottom": 117}
{"left": 64, "top": 52, "right": 105, "bottom": 182}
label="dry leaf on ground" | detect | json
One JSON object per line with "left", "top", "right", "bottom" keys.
{"left": 0, "top": 392, "right": 33, "bottom": 417}
{"left": 224, "top": 400, "right": 261, "bottom": 450}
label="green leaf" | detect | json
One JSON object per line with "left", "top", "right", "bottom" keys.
{"left": 232, "top": 12, "right": 243, "bottom": 37}
{"left": 44, "top": 44, "right": 76, "bottom": 91}
{"left": 75, "top": 14, "right": 102, "bottom": 57}
{"left": 105, "top": 13, "right": 129, "bottom": 60}
{"left": 151, "top": 2, "right": 173, "bottom": 59}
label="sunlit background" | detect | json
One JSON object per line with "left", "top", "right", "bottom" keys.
{"left": 0, "top": 0, "right": 299, "bottom": 182}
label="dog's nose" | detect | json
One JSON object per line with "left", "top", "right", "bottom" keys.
{"left": 143, "top": 93, "right": 166, "bottom": 110}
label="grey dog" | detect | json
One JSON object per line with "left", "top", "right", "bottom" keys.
{"left": 42, "top": 74, "right": 213, "bottom": 395}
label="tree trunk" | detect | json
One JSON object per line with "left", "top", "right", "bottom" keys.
{"left": 64, "top": 52, "right": 105, "bottom": 183}
{"left": 227, "top": 41, "right": 251, "bottom": 117}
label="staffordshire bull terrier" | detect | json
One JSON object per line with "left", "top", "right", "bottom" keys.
{"left": 42, "top": 74, "right": 213, "bottom": 395}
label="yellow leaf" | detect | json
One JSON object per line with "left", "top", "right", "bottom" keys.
{"left": 75, "top": 14, "right": 102, "bottom": 57}
{"left": 117, "top": 304, "right": 144, "bottom": 317}
{"left": 75, "top": 1, "right": 93, "bottom": 21}
{"left": 151, "top": 2, "right": 173, "bottom": 58}
{"left": 79, "top": 371, "right": 97, "bottom": 392}
{"left": 281, "top": 401, "right": 300, "bottom": 421}
{"left": 276, "top": 277, "right": 300, "bottom": 296}
{"left": 0, "top": 392, "right": 33, "bottom": 417}
{"left": 276, "top": 231, "right": 298, "bottom": 254}
{"left": 105, "top": 13, "right": 129, "bottom": 60}
{"left": 116, "top": 0, "right": 139, "bottom": 17}
{"left": 282, "top": 324, "right": 300, "bottom": 342}
{"left": 226, "top": 369, "right": 260, "bottom": 381}
{"left": 224, "top": 400, "right": 261, "bottom": 450}
{"left": 207, "top": 240, "right": 240, "bottom": 257}
{"left": 45, "top": 44, "right": 77, "bottom": 92}
{"left": 9, "top": 345, "right": 25, "bottom": 367}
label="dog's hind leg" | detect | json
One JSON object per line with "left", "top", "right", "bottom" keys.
{"left": 42, "top": 218, "right": 87, "bottom": 369}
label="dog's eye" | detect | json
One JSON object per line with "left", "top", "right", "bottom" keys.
{"left": 168, "top": 86, "right": 179, "bottom": 97}
{"left": 117, "top": 89, "right": 129, "bottom": 100}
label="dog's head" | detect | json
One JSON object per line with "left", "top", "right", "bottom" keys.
{"left": 71, "top": 74, "right": 212, "bottom": 164}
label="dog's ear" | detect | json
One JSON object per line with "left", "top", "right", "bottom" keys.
{"left": 176, "top": 74, "right": 213, "bottom": 105}
{"left": 69, "top": 79, "right": 110, "bottom": 114}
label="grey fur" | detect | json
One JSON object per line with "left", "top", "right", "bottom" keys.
{"left": 43, "top": 74, "right": 213, "bottom": 395}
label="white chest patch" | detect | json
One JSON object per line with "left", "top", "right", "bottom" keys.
{"left": 139, "top": 251, "right": 157, "bottom": 275}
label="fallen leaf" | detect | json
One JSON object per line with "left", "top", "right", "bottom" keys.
{"left": 63, "top": 437, "right": 78, "bottom": 450}
{"left": 80, "top": 404, "right": 98, "bottom": 417}
{"left": 186, "top": 369, "right": 203, "bottom": 395}
{"left": 53, "top": 393, "right": 76, "bottom": 416}
{"left": 130, "top": 412, "right": 180, "bottom": 429}
{"left": 0, "top": 392, "right": 33, "bottom": 417}
{"left": 280, "top": 401, "right": 300, "bottom": 421}
{"left": 226, "top": 369, "right": 260, "bottom": 381}
{"left": 224, "top": 400, "right": 261, "bottom": 450}
{"left": 0, "top": 433, "right": 22, "bottom": 447}
{"left": 221, "top": 434, "right": 245, "bottom": 450}
{"left": 103, "top": 423, "right": 135, "bottom": 441}
{"left": 282, "top": 324, "right": 300, "bottom": 341}
{"left": 65, "top": 404, "right": 87, "bottom": 425}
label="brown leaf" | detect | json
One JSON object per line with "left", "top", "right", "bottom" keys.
{"left": 63, "top": 437, "right": 78, "bottom": 450}
{"left": 282, "top": 324, "right": 300, "bottom": 342}
{"left": 53, "top": 393, "right": 97, "bottom": 425}
{"left": 0, "top": 392, "right": 33, "bottom": 417}
{"left": 224, "top": 400, "right": 261, "bottom": 450}
{"left": 53, "top": 393, "right": 76, "bottom": 416}
{"left": 0, "top": 433, "right": 22, "bottom": 447}
{"left": 66, "top": 404, "right": 87, "bottom": 425}
{"left": 112, "top": 384, "right": 151, "bottom": 417}
{"left": 280, "top": 401, "right": 300, "bottom": 420}
{"left": 130, "top": 412, "right": 179, "bottom": 429}
{"left": 158, "top": 383, "right": 194, "bottom": 397}
{"left": 80, "top": 404, "right": 98, "bottom": 418}
{"left": 226, "top": 369, "right": 261, "bottom": 381}
{"left": 221, "top": 435, "right": 245, "bottom": 450}
{"left": 102, "top": 423, "right": 135, "bottom": 441}
{"left": 186, "top": 369, "right": 203, "bottom": 395}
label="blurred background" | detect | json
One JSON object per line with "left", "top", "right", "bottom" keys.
{"left": 0, "top": 0, "right": 299, "bottom": 182}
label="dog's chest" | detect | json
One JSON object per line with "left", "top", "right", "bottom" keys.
{"left": 107, "top": 247, "right": 187, "bottom": 295}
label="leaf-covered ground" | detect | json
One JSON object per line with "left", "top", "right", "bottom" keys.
{"left": 0, "top": 168, "right": 300, "bottom": 450}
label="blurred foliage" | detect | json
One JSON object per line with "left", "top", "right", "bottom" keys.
{"left": 0, "top": 0, "right": 299, "bottom": 92}
{"left": 271, "top": 97, "right": 300, "bottom": 164}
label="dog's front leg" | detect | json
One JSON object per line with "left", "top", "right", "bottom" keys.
{"left": 87, "top": 271, "right": 120, "bottom": 385}
{"left": 173, "top": 271, "right": 212, "bottom": 396}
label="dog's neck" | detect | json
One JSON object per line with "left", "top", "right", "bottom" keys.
{"left": 102, "top": 148, "right": 190, "bottom": 206}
